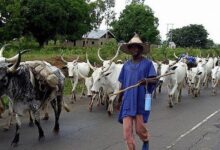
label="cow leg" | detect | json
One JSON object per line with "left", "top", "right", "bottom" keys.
{"left": 188, "top": 85, "right": 192, "bottom": 95}
{"left": 177, "top": 83, "right": 183, "bottom": 103}
{"left": 28, "top": 110, "right": 34, "bottom": 127}
{"left": 0, "top": 98, "right": 3, "bottom": 118}
{"left": 107, "top": 95, "right": 117, "bottom": 116}
{"left": 80, "top": 81, "right": 86, "bottom": 99}
{"left": 11, "top": 114, "right": 21, "bottom": 146}
{"left": 34, "top": 118, "right": 45, "bottom": 141}
{"left": 71, "top": 91, "right": 76, "bottom": 103}
{"left": 54, "top": 95, "right": 62, "bottom": 133}
{"left": 158, "top": 84, "right": 162, "bottom": 93}
{"left": 71, "top": 78, "right": 78, "bottom": 103}
{"left": 42, "top": 102, "right": 49, "bottom": 120}
{"left": 30, "top": 101, "right": 45, "bottom": 141}
{"left": 202, "top": 75, "right": 207, "bottom": 86}
{"left": 105, "top": 96, "right": 109, "bottom": 110}
{"left": 50, "top": 96, "right": 62, "bottom": 133}
{"left": 89, "top": 94, "right": 96, "bottom": 112}
{"left": 3, "top": 110, "right": 13, "bottom": 131}
{"left": 100, "top": 90, "right": 106, "bottom": 106}
{"left": 168, "top": 95, "right": 173, "bottom": 108}
{"left": 195, "top": 78, "right": 201, "bottom": 97}
{"left": 169, "top": 83, "right": 178, "bottom": 106}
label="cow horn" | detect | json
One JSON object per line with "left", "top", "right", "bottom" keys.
{"left": 156, "top": 60, "right": 161, "bottom": 65}
{"left": 5, "top": 49, "right": 30, "bottom": 63}
{"left": 110, "top": 45, "right": 121, "bottom": 62}
{"left": 173, "top": 52, "right": 178, "bottom": 59}
{"left": 199, "top": 51, "right": 202, "bottom": 57}
{"left": 206, "top": 53, "right": 210, "bottom": 58}
{"left": 60, "top": 51, "right": 68, "bottom": 64}
{"left": 97, "top": 48, "right": 105, "bottom": 62}
{"left": 74, "top": 56, "right": 79, "bottom": 62}
{"left": 7, "top": 51, "right": 21, "bottom": 73}
{"left": 0, "top": 44, "right": 10, "bottom": 57}
{"left": 86, "top": 53, "right": 96, "bottom": 71}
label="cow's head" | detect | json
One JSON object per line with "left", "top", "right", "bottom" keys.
{"left": 90, "top": 68, "right": 111, "bottom": 93}
{"left": 61, "top": 54, "right": 79, "bottom": 78}
{"left": 0, "top": 51, "right": 21, "bottom": 96}
{"left": 159, "top": 63, "right": 170, "bottom": 83}
{"left": 90, "top": 46, "right": 120, "bottom": 93}
{"left": 190, "top": 67, "right": 203, "bottom": 86}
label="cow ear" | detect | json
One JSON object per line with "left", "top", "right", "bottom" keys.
{"left": 170, "top": 66, "right": 178, "bottom": 70}
{"left": 197, "top": 72, "right": 202, "bottom": 75}
{"left": 104, "top": 72, "right": 111, "bottom": 77}
{"left": 62, "top": 66, "right": 67, "bottom": 69}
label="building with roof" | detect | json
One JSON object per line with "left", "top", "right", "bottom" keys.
{"left": 64, "top": 29, "right": 115, "bottom": 47}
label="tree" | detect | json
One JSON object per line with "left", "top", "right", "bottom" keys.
{"left": 104, "top": 0, "right": 116, "bottom": 29}
{"left": 0, "top": 0, "right": 95, "bottom": 47}
{"left": 169, "top": 24, "right": 209, "bottom": 48}
{"left": 205, "top": 39, "right": 214, "bottom": 49}
{"left": 132, "top": 0, "right": 145, "bottom": 3}
{"left": 0, "top": 0, "right": 25, "bottom": 42}
{"left": 89, "top": 0, "right": 106, "bottom": 29}
{"left": 23, "top": 0, "right": 93, "bottom": 47}
{"left": 111, "top": 3, "right": 159, "bottom": 44}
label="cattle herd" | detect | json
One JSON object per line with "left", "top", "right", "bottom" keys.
{"left": 0, "top": 44, "right": 220, "bottom": 146}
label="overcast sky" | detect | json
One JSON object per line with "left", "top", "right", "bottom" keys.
{"left": 101, "top": 0, "right": 220, "bottom": 44}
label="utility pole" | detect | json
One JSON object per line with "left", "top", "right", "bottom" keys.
{"left": 166, "top": 23, "right": 174, "bottom": 42}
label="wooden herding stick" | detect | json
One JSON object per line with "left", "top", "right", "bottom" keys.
{"left": 110, "top": 72, "right": 174, "bottom": 96}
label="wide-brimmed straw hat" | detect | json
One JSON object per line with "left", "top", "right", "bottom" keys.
{"left": 120, "top": 33, "right": 150, "bottom": 55}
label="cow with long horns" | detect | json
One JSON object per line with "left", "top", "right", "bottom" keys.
{"left": 0, "top": 51, "right": 65, "bottom": 146}
{"left": 91, "top": 47, "right": 122, "bottom": 115}
{"left": 61, "top": 53, "right": 90, "bottom": 103}
{"left": 0, "top": 44, "right": 31, "bottom": 130}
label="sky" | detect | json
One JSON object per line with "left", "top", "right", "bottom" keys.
{"left": 101, "top": 0, "right": 220, "bottom": 44}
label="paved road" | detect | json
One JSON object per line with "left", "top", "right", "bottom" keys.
{"left": 1, "top": 86, "right": 220, "bottom": 150}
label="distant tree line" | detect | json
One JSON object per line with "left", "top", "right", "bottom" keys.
{"left": 0, "top": 0, "right": 115, "bottom": 47}
{"left": 0, "top": 0, "right": 215, "bottom": 49}
{"left": 168, "top": 24, "right": 214, "bottom": 48}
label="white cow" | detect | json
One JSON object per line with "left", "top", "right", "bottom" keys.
{"left": 157, "top": 59, "right": 176, "bottom": 94}
{"left": 159, "top": 60, "right": 187, "bottom": 107}
{"left": 203, "top": 56, "right": 214, "bottom": 87}
{"left": 90, "top": 47, "right": 122, "bottom": 115}
{"left": 211, "top": 66, "right": 220, "bottom": 95}
{"left": 61, "top": 54, "right": 90, "bottom": 103}
{"left": 189, "top": 63, "right": 206, "bottom": 97}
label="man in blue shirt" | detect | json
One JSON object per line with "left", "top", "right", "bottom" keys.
{"left": 118, "top": 34, "right": 157, "bottom": 150}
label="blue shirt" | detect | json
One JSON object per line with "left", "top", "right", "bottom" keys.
{"left": 118, "top": 58, "right": 156, "bottom": 124}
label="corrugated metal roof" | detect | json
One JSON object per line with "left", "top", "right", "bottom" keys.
{"left": 82, "top": 30, "right": 115, "bottom": 39}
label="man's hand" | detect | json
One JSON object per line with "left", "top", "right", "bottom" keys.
{"left": 138, "top": 77, "right": 159, "bottom": 85}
